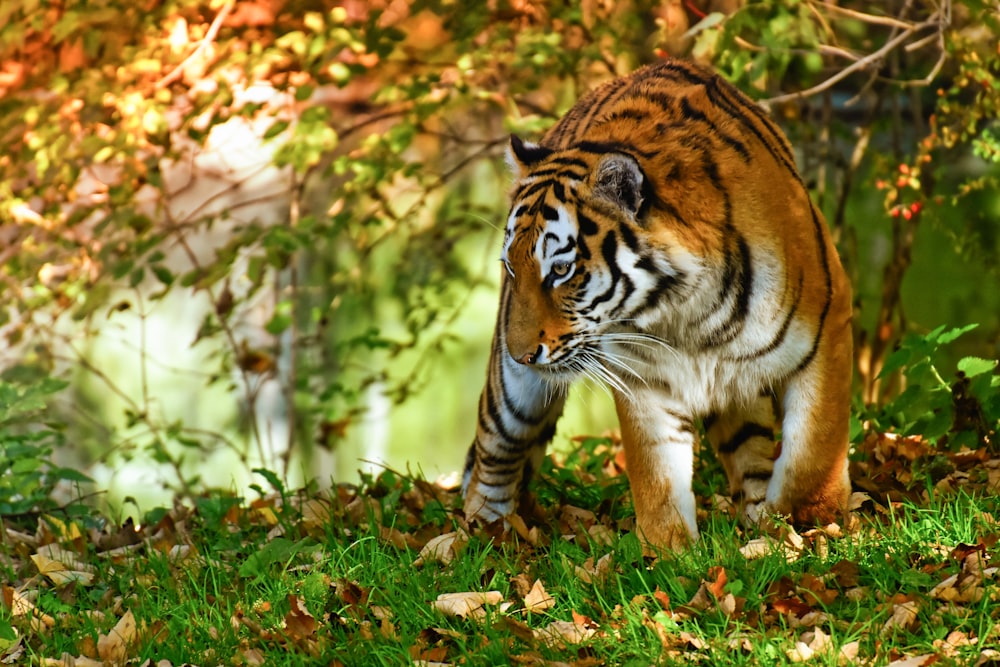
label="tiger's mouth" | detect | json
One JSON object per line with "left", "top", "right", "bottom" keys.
{"left": 523, "top": 345, "right": 592, "bottom": 384}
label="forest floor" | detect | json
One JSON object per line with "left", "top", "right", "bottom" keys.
{"left": 2, "top": 431, "right": 1000, "bottom": 666}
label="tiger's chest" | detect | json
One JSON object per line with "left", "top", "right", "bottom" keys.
{"left": 602, "top": 305, "right": 816, "bottom": 416}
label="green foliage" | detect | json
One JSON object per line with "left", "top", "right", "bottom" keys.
{"left": 868, "top": 324, "right": 1000, "bottom": 447}
{"left": 0, "top": 376, "right": 91, "bottom": 517}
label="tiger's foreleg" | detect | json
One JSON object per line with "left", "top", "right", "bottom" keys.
{"left": 462, "top": 336, "right": 567, "bottom": 525}
{"left": 615, "top": 389, "right": 699, "bottom": 551}
{"left": 764, "top": 312, "right": 853, "bottom": 526}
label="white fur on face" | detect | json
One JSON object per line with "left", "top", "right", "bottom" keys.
{"left": 501, "top": 209, "right": 517, "bottom": 277}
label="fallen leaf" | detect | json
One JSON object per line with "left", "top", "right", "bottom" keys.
{"left": 432, "top": 591, "right": 504, "bottom": 619}
{"left": 2, "top": 586, "right": 56, "bottom": 632}
{"left": 97, "top": 609, "right": 138, "bottom": 662}
{"left": 840, "top": 640, "right": 861, "bottom": 662}
{"left": 31, "top": 547, "right": 97, "bottom": 586}
{"left": 533, "top": 619, "right": 596, "bottom": 647}
{"left": 574, "top": 553, "right": 613, "bottom": 584}
{"left": 42, "top": 658, "right": 103, "bottom": 667}
{"left": 284, "top": 594, "right": 317, "bottom": 641}
{"left": 523, "top": 579, "right": 555, "bottom": 613}
{"left": 706, "top": 566, "right": 727, "bottom": 599}
{"left": 413, "top": 530, "right": 468, "bottom": 567}
{"left": 881, "top": 600, "right": 919, "bottom": 637}
{"left": 885, "top": 655, "right": 936, "bottom": 667}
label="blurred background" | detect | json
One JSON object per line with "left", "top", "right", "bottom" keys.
{"left": 1, "top": 0, "right": 998, "bottom": 514}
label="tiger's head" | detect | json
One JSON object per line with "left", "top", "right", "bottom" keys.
{"left": 499, "top": 135, "right": 686, "bottom": 383}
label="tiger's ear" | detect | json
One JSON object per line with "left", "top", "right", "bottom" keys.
{"left": 506, "top": 135, "right": 553, "bottom": 179}
{"left": 593, "top": 153, "right": 645, "bottom": 218}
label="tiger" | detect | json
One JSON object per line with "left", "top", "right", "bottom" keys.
{"left": 461, "top": 58, "right": 853, "bottom": 551}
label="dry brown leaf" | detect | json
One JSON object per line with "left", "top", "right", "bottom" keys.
{"left": 506, "top": 513, "right": 540, "bottom": 546}
{"left": 885, "top": 655, "right": 936, "bottom": 667}
{"left": 574, "top": 553, "right": 613, "bottom": 585}
{"left": 31, "top": 546, "right": 97, "bottom": 587}
{"left": 299, "top": 498, "right": 332, "bottom": 530}
{"left": 378, "top": 525, "right": 409, "bottom": 550}
{"left": 840, "top": 640, "right": 861, "bottom": 663}
{"left": 706, "top": 566, "right": 727, "bottom": 599}
{"left": 740, "top": 535, "right": 801, "bottom": 562}
{"left": 976, "top": 649, "right": 1000, "bottom": 666}
{"left": 533, "top": 619, "right": 596, "bottom": 647}
{"left": 97, "top": 609, "right": 138, "bottom": 662}
{"left": 432, "top": 591, "right": 504, "bottom": 619}
{"left": 523, "top": 579, "right": 555, "bottom": 613}
{"left": 587, "top": 524, "right": 615, "bottom": 547}
{"left": 284, "top": 594, "right": 317, "bottom": 641}
{"left": 413, "top": 530, "right": 468, "bottom": 567}
{"left": 240, "top": 647, "right": 266, "bottom": 666}
{"left": 42, "top": 658, "right": 104, "bottom": 667}
{"left": 881, "top": 600, "right": 919, "bottom": 637}
{"left": 685, "top": 582, "right": 713, "bottom": 612}
{"left": 2, "top": 586, "right": 55, "bottom": 632}
{"left": 785, "top": 641, "right": 816, "bottom": 663}
{"left": 785, "top": 627, "right": 837, "bottom": 663}
{"left": 933, "top": 629, "right": 976, "bottom": 656}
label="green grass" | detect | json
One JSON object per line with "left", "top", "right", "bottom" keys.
{"left": 2, "top": 439, "right": 999, "bottom": 666}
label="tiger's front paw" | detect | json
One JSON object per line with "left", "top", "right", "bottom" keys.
{"left": 742, "top": 501, "right": 767, "bottom": 527}
{"left": 635, "top": 516, "right": 697, "bottom": 554}
{"left": 462, "top": 488, "right": 514, "bottom": 526}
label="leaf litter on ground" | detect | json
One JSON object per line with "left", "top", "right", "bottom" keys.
{"left": 1, "top": 430, "right": 1000, "bottom": 665}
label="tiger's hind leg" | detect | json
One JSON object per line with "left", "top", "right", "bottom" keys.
{"left": 704, "top": 394, "right": 781, "bottom": 524}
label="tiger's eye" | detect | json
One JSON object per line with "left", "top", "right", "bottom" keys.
{"left": 552, "top": 262, "right": 572, "bottom": 277}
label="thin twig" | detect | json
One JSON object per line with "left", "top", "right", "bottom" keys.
{"left": 733, "top": 36, "right": 861, "bottom": 62}
{"left": 157, "top": 0, "right": 234, "bottom": 89}
{"left": 760, "top": 13, "right": 943, "bottom": 107}
{"left": 814, "top": 1, "right": 919, "bottom": 29}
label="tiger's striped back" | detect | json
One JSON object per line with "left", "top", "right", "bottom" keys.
{"left": 463, "top": 59, "right": 852, "bottom": 551}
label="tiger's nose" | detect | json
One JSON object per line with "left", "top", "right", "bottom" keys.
{"left": 516, "top": 344, "right": 545, "bottom": 365}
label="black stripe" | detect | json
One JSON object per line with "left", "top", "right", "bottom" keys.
{"left": 792, "top": 207, "right": 835, "bottom": 374}
{"left": 548, "top": 156, "right": 591, "bottom": 170}
{"left": 576, "top": 209, "right": 599, "bottom": 236}
{"left": 704, "top": 236, "right": 752, "bottom": 346}
{"left": 595, "top": 108, "right": 649, "bottom": 125}
{"left": 638, "top": 90, "right": 677, "bottom": 113}
{"left": 619, "top": 223, "right": 640, "bottom": 253}
{"left": 585, "top": 233, "right": 622, "bottom": 311}
{"left": 577, "top": 139, "right": 657, "bottom": 160}
{"left": 635, "top": 271, "right": 684, "bottom": 316}
{"left": 522, "top": 165, "right": 588, "bottom": 180}
{"left": 702, "top": 76, "right": 800, "bottom": 184}
{"left": 552, "top": 237, "right": 575, "bottom": 257}
{"left": 664, "top": 410, "right": 694, "bottom": 434}
{"left": 548, "top": 77, "right": 630, "bottom": 146}
{"left": 551, "top": 180, "right": 566, "bottom": 201}
{"left": 717, "top": 422, "right": 774, "bottom": 454}
{"left": 484, "top": 382, "right": 529, "bottom": 446}
{"left": 679, "top": 97, "right": 752, "bottom": 164}
{"left": 475, "top": 451, "right": 523, "bottom": 469}
{"left": 514, "top": 179, "right": 558, "bottom": 205}
{"left": 734, "top": 273, "right": 804, "bottom": 362}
